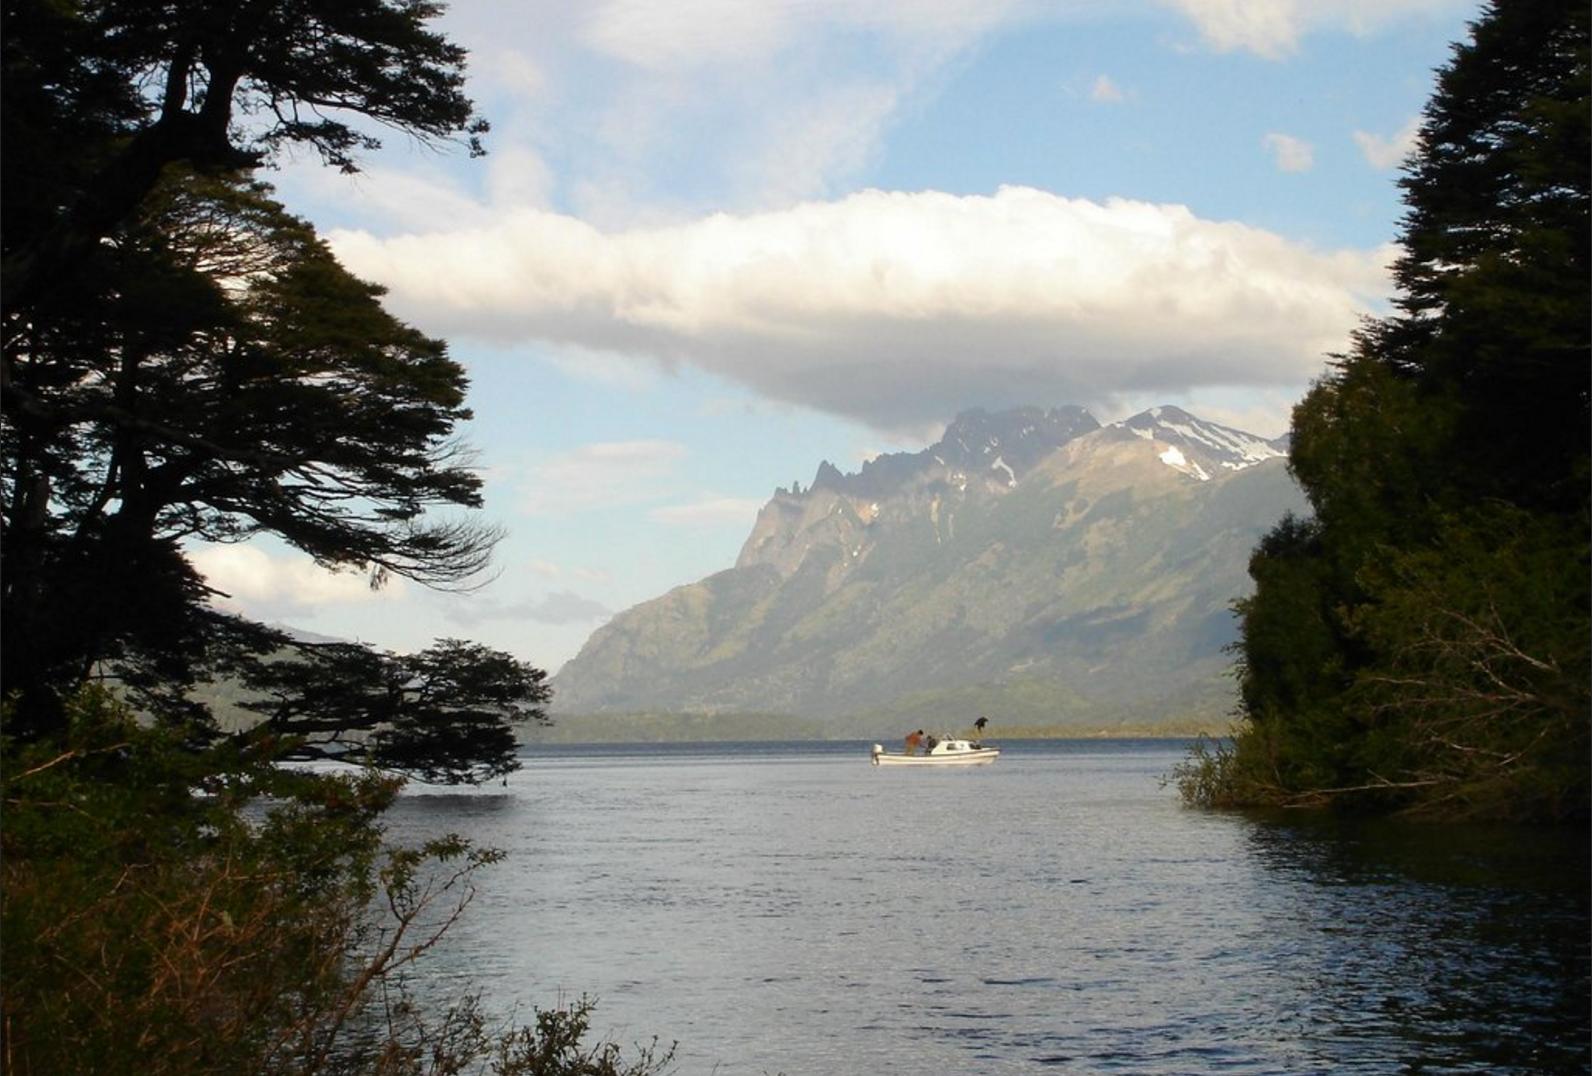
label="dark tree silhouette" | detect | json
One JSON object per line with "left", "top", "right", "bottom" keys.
{"left": 1216, "top": 0, "right": 1589, "bottom": 819}
{"left": 1, "top": 2, "right": 545, "bottom": 781}
{"left": 2, "top": 0, "right": 487, "bottom": 312}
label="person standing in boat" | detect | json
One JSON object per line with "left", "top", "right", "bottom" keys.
{"left": 973, "top": 715, "right": 989, "bottom": 743}
{"left": 904, "top": 729, "right": 924, "bottom": 756}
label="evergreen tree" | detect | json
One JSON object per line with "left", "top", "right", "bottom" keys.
{"left": 236, "top": 636, "right": 550, "bottom": 785}
{"left": 1388, "top": 0, "right": 1590, "bottom": 514}
{"left": 2, "top": 0, "right": 487, "bottom": 313}
{"left": 1205, "top": 0, "right": 1589, "bottom": 819}
{"left": 0, "top": 7, "right": 662, "bottom": 1070}
{"left": 1, "top": 2, "right": 541, "bottom": 779}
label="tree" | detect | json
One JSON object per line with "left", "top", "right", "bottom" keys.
{"left": 237, "top": 637, "right": 552, "bottom": 785}
{"left": 1, "top": 0, "right": 487, "bottom": 313}
{"left": 1, "top": 687, "right": 671, "bottom": 1075}
{"left": 1201, "top": 0, "right": 1590, "bottom": 819}
{"left": 0, "top": 6, "right": 638, "bottom": 1069}
{"left": 1, "top": 2, "right": 542, "bottom": 782}
{"left": 1347, "top": 506, "right": 1589, "bottom": 818}
{"left": 1390, "top": 0, "right": 1590, "bottom": 515}
{"left": 3, "top": 171, "right": 513, "bottom": 749}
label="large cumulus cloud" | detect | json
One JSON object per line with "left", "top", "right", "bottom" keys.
{"left": 330, "top": 186, "right": 1393, "bottom": 430}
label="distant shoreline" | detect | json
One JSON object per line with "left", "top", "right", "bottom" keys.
{"left": 527, "top": 714, "right": 1229, "bottom": 745}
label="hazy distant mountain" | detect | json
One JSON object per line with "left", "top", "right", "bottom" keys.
{"left": 267, "top": 623, "right": 350, "bottom": 646}
{"left": 550, "top": 405, "right": 1303, "bottom": 735}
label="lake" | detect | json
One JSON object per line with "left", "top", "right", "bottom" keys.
{"left": 380, "top": 740, "right": 1589, "bottom": 1074}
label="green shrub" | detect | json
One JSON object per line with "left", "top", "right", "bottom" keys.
{"left": 1, "top": 687, "right": 672, "bottom": 1075}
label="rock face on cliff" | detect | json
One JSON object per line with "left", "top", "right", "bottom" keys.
{"left": 550, "top": 405, "right": 1303, "bottom": 733}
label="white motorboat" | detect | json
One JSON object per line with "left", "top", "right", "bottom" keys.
{"left": 870, "top": 737, "right": 999, "bottom": 766}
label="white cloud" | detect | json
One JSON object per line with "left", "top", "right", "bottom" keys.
{"left": 280, "top": 142, "right": 557, "bottom": 230}
{"left": 1162, "top": 0, "right": 1460, "bottom": 59}
{"left": 1263, "top": 132, "right": 1315, "bottom": 172}
{"left": 734, "top": 82, "right": 903, "bottom": 206}
{"left": 330, "top": 186, "right": 1394, "bottom": 431}
{"left": 1353, "top": 116, "right": 1422, "bottom": 169}
{"left": 1090, "top": 74, "right": 1126, "bottom": 103}
{"left": 458, "top": 0, "right": 1027, "bottom": 218}
{"left": 290, "top": 0, "right": 1457, "bottom": 235}
{"left": 285, "top": 163, "right": 495, "bottom": 234}
{"left": 649, "top": 496, "right": 766, "bottom": 528}
{"left": 523, "top": 559, "right": 615, "bottom": 584}
{"left": 579, "top": 0, "right": 1021, "bottom": 73}
{"left": 580, "top": 0, "right": 786, "bottom": 71}
{"left": 443, "top": 589, "right": 612, "bottom": 626}
{"left": 471, "top": 46, "right": 549, "bottom": 98}
{"left": 190, "top": 544, "right": 404, "bottom": 616}
{"left": 485, "top": 146, "right": 556, "bottom": 211}
{"left": 540, "top": 344, "right": 666, "bottom": 391}
{"left": 1163, "top": 0, "right": 1303, "bottom": 58}
{"left": 519, "top": 440, "right": 688, "bottom": 516}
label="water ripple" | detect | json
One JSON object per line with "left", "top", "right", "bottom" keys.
{"left": 382, "top": 741, "right": 1589, "bottom": 1075}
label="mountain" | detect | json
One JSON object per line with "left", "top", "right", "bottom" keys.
{"left": 549, "top": 405, "right": 1303, "bottom": 735}
{"left": 1115, "top": 405, "right": 1288, "bottom": 478}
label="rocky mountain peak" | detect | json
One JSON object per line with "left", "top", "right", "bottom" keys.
{"left": 937, "top": 405, "right": 1098, "bottom": 476}
{"left": 800, "top": 405, "right": 1100, "bottom": 502}
{"left": 810, "top": 459, "right": 847, "bottom": 491}
{"left": 551, "top": 400, "right": 1308, "bottom": 731}
{"left": 1114, "top": 406, "right": 1288, "bottom": 481}
{"left": 745, "top": 406, "right": 1103, "bottom": 578}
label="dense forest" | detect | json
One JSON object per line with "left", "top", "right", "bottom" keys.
{"left": 0, "top": 1, "right": 667, "bottom": 1071}
{"left": 1179, "top": 0, "right": 1590, "bottom": 821}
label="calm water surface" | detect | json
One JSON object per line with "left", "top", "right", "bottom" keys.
{"left": 381, "top": 740, "right": 1589, "bottom": 1074}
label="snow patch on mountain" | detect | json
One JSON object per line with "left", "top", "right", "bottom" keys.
{"left": 1158, "top": 445, "right": 1211, "bottom": 481}
{"left": 1115, "top": 406, "right": 1286, "bottom": 474}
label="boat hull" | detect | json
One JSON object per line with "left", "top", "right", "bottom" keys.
{"left": 870, "top": 746, "right": 1000, "bottom": 766}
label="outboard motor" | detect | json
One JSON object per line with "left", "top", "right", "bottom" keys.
{"left": 870, "top": 744, "right": 883, "bottom": 765}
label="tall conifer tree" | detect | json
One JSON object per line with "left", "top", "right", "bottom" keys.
{"left": 1219, "top": 0, "right": 1589, "bottom": 819}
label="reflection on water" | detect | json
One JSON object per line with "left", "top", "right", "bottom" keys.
{"left": 1237, "top": 812, "right": 1590, "bottom": 1074}
{"left": 382, "top": 741, "right": 1589, "bottom": 1075}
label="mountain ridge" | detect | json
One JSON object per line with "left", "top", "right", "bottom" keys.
{"left": 551, "top": 404, "right": 1305, "bottom": 733}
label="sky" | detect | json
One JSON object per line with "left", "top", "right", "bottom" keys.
{"left": 189, "top": 0, "right": 1485, "bottom": 675}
